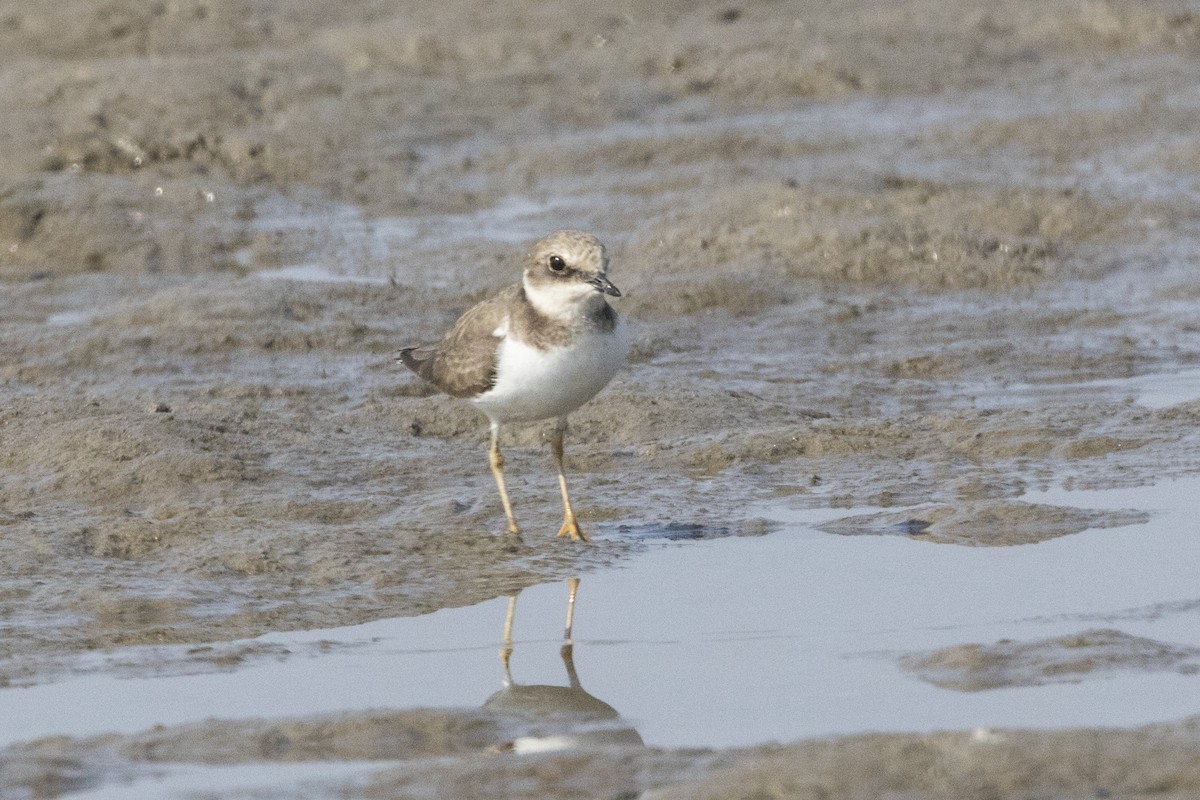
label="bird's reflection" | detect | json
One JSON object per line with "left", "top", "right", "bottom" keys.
{"left": 484, "top": 578, "right": 643, "bottom": 751}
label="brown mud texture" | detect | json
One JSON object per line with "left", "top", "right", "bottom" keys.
{"left": 3, "top": 0, "right": 1200, "bottom": 797}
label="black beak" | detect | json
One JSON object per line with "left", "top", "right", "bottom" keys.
{"left": 589, "top": 273, "right": 621, "bottom": 297}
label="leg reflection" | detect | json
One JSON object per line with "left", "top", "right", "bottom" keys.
{"left": 500, "top": 593, "right": 517, "bottom": 686}
{"left": 485, "top": 578, "right": 643, "bottom": 750}
{"left": 563, "top": 576, "right": 579, "bottom": 644}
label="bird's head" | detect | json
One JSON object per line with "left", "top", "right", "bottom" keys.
{"left": 522, "top": 230, "right": 620, "bottom": 319}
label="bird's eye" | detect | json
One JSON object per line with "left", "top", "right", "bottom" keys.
{"left": 548, "top": 255, "right": 566, "bottom": 272}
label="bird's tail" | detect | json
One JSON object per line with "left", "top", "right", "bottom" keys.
{"left": 395, "top": 347, "right": 424, "bottom": 374}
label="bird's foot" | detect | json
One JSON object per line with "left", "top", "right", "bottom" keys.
{"left": 556, "top": 517, "right": 590, "bottom": 542}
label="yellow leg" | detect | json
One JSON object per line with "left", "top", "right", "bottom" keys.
{"left": 488, "top": 422, "right": 520, "bottom": 535}
{"left": 499, "top": 594, "right": 517, "bottom": 686}
{"left": 552, "top": 421, "right": 588, "bottom": 542}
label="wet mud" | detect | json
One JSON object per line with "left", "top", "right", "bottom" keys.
{"left": 900, "top": 629, "right": 1200, "bottom": 691}
{"left": 819, "top": 501, "right": 1150, "bottom": 545}
{"left": 3, "top": 0, "right": 1200, "bottom": 796}
{"left": 4, "top": 712, "right": 1200, "bottom": 800}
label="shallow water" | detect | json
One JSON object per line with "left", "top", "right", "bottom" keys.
{"left": 255, "top": 263, "right": 393, "bottom": 284}
{"left": 973, "top": 367, "right": 1200, "bottom": 411}
{"left": 69, "top": 761, "right": 385, "bottom": 800}
{"left": 4, "top": 474, "right": 1198, "bottom": 752}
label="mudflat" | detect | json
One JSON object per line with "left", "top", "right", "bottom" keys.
{"left": 3, "top": 0, "right": 1200, "bottom": 797}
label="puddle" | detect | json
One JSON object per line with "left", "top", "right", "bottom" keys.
{"left": 1124, "top": 368, "right": 1200, "bottom": 409}
{"left": 246, "top": 192, "right": 616, "bottom": 288}
{"left": 44, "top": 310, "right": 95, "bottom": 326}
{"left": 254, "top": 263, "right": 393, "bottom": 285}
{"left": 69, "top": 761, "right": 385, "bottom": 800}
{"left": 966, "top": 367, "right": 1200, "bottom": 411}
{"left": 2, "top": 477, "right": 1198, "bottom": 753}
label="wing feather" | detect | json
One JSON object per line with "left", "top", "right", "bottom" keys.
{"left": 397, "top": 285, "right": 519, "bottom": 398}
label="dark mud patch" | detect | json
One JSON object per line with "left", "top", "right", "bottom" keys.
{"left": 900, "top": 629, "right": 1200, "bottom": 691}
{"left": 614, "top": 518, "right": 777, "bottom": 541}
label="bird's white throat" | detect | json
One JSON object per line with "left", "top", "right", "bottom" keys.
{"left": 523, "top": 276, "right": 604, "bottom": 322}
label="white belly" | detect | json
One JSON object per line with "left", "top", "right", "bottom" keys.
{"left": 473, "top": 319, "right": 629, "bottom": 424}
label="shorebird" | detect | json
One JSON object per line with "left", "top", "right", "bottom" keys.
{"left": 398, "top": 230, "right": 628, "bottom": 541}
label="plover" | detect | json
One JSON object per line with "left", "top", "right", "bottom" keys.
{"left": 398, "top": 230, "right": 628, "bottom": 541}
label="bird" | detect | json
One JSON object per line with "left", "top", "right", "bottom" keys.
{"left": 397, "top": 230, "right": 629, "bottom": 541}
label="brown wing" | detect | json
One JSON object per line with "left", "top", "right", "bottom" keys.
{"left": 397, "top": 285, "right": 519, "bottom": 398}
